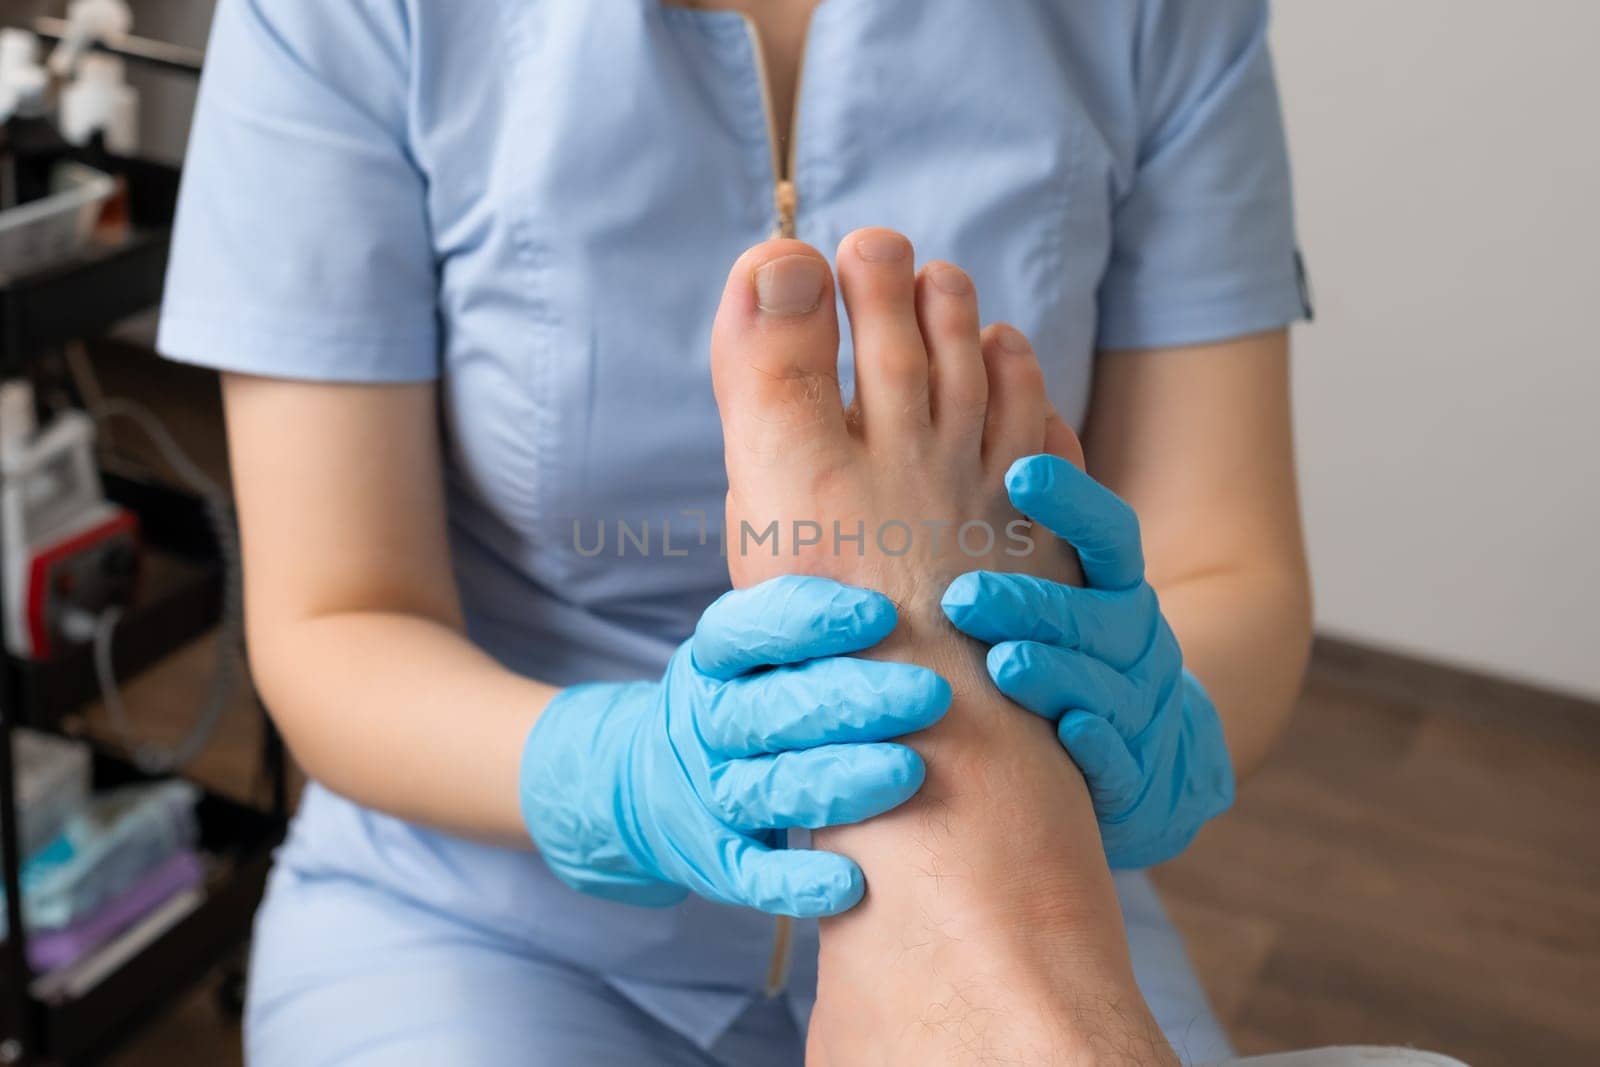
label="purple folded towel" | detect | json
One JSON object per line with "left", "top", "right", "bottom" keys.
{"left": 28, "top": 850, "right": 205, "bottom": 973}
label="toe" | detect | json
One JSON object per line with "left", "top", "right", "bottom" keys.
{"left": 835, "top": 228, "right": 931, "bottom": 436}
{"left": 1042, "top": 398, "right": 1087, "bottom": 470}
{"left": 979, "top": 323, "right": 1049, "bottom": 472}
{"left": 711, "top": 240, "right": 846, "bottom": 446}
{"left": 916, "top": 262, "right": 988, "bottom": 438}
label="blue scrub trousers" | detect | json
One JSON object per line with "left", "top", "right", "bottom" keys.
{"left": 244, "top": 864, "right": 1235, "bottom": 1066}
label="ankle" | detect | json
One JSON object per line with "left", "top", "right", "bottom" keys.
{"left": 812, "top": 941, "right": 1169, "bottom": 1067}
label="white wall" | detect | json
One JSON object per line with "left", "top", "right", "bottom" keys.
{"left": 1273, "top": 2, "right": 1600, "bottom": 699}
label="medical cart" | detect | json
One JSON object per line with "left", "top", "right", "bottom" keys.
{"left": 0, "top": 26, "right": 288, "bottom": 1065}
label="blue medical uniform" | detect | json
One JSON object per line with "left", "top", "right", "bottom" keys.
{"left": 159, "top": 1, "right": 1309, "bottom": 1063}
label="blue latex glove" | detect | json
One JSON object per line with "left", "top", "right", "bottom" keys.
{"left": 520, "top": 575, "right": 951, "bottom": 917}
{"left": 941, "top": 455, "right": 1234, "bottom": 869}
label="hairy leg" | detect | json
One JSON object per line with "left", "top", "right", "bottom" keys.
{"left": 711, "top": 230, "right": 1179, "bottom": 1065}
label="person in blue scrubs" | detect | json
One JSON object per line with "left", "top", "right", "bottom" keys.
{"left": 159, "top": 1, "right": 1319, "bottom": 1063}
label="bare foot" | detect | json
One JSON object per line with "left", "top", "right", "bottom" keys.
{"left": 711, "top": 229, "right": 1177, "bottom": 1065}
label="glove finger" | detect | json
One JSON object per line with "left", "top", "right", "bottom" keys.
{"left": 987, "top": 641, "right": 1140, "bottom": 731}
{"left": 712, "top": 744, "right": 926, "bottom": 830}
{"left": 704, "top": 657, "right": 951, "bottom": 756}
{"left": 693, "top": 576, "right": 898, "bottom": 679}
{"left": 1057, "top": 711, "right": 1143, "bottom": 815}
{"left": 943, "top": 571, "right": 1155, "bottom": 668}
{"left": 1003, "top": 455, "right": 1145, "bottom": 591}
{"left": 723, "top": 839, "right": 865, "bottom": 917}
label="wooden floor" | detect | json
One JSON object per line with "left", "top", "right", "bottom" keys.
{"left": 60, "top": 347, "right": 1600, "bottom": 1065}
{"left": 1153, "top": 662, "right": 1600, "bottom": 1066}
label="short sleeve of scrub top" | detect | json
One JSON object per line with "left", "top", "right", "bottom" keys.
{"left": 1097, "top": 0, "right": 1309, "bottom": 351}
{"left": 156, "top": 0, "right": 437, "bottom": 383}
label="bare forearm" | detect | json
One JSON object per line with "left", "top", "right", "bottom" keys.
{"left": 1086, "top": 331, "right": 1309, "bottom": 779}
{"left": 1155, "top": 563, "right": 1311, "bottom": 779}
{"left": 251, "top": 611, "right": 555, "bottom": 845}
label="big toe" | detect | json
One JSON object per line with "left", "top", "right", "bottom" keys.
{"left": 711, "top": 240, "right": 847, "bottom": 447}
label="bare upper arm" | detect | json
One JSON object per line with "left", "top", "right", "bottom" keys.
{"left": 1082, "top": 329, "right": 1307, "bottom": 590}
{"left": 220, "top": 374, "right": 462, "bottom": 636}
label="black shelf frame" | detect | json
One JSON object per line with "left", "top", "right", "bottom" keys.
{"left": 0, "top": 230, "right": 170, "bottom": 380}
{"left": 0, "top": 149, "right": 288, "bottom": 1064}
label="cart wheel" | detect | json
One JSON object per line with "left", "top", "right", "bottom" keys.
{"left": 216, "top": 958, "right": 248, "bottom": 1018}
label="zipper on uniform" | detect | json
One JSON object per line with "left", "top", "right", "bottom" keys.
{"left": 740, "top": 16, "right": 803, "bottom": 239}
{"left": 737, "top": 11, "right": 809, "bottom": 993}
{"left": 764, "top": 905, "right": 795, "bottom": 998}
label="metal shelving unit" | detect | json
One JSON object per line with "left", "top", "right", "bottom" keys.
{"left": 0, "top": 144, "right": 288, "bottom": 1063}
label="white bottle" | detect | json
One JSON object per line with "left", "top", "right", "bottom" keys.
{"left": 0, "top": 28, "right": 49, "bottom": 119}
{"left": 60, "top": 53, "right": 140, "bottom": 155}
{"left": 47, "top": 0, "right": 133, "bottom": 79}
{"left": 0, "top": 381, "right": 36, "bottom": 462}
{"left": 0, "top": 28, "right": 40, "bottom": 81}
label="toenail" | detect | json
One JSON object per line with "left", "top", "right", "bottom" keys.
{"left": 755, "top": 256, "right": 826, "bottom": 315}
{"left": 854, "top": 230, "right": 910, "bottom": 263}
{"left": 928, "top": 264, "right": 972, "bottom": 295}
{"left": 998, "top": 326, "right": 1032, "bottom": 354}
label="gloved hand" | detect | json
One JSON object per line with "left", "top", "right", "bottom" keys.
{"left": 520, "top": 575, "right": 951, "bottom": 917}
{"left": 941, "top": 455, "right": 1234, "bottom": 869}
